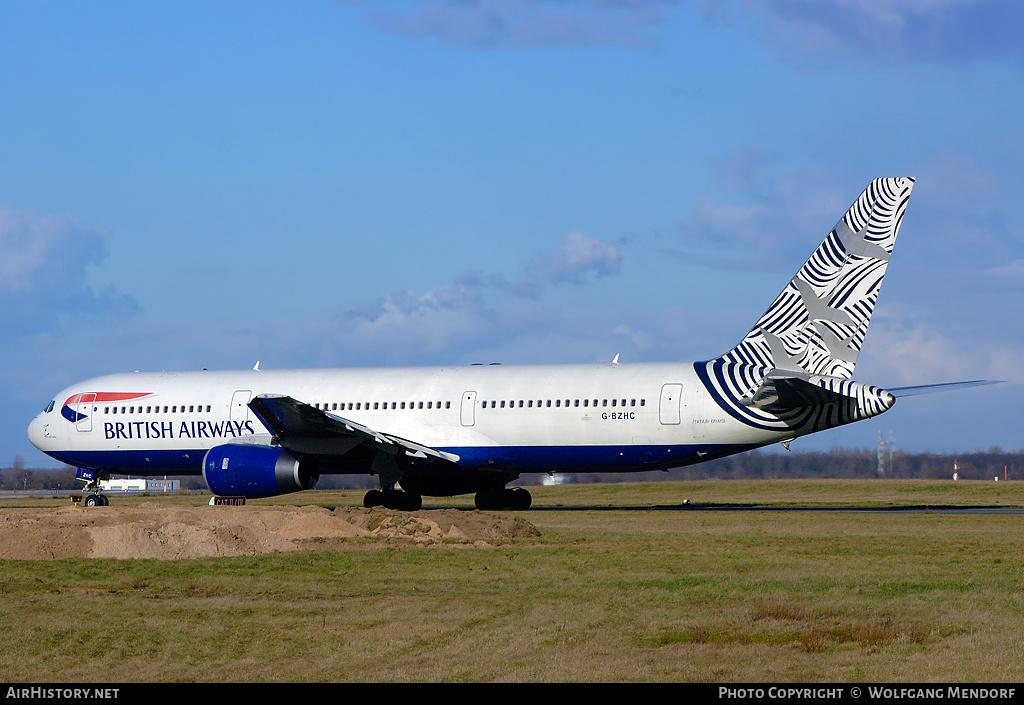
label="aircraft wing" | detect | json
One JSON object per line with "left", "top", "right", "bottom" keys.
{"left": 248, "top": 394, "right": 460, "bottom": 463}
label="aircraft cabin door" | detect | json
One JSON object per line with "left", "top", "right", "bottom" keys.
{"left": 76, "top": 393, "right": 96, "bottom": 433}
{"left": 659, "top": 384, "right": 683, "bottom": 425}
{"left": 461, "top": 391, "right": 477, "bottom": 427}
{"left": 230, "top": 390, "right": 252, "bottom": 426}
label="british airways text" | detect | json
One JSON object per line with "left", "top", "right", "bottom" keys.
{"left": 104, "top": 420, "right": 256, "bottom": 440}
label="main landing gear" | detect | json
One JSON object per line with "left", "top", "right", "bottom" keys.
{"left": 474, "top": 487, "right": 532, "bottom": 511}
{"left": 361, "top": 485, "right": 533, "bottom": 511}
{"left": 363, "top": 485, "right": 423, "bottom": 511}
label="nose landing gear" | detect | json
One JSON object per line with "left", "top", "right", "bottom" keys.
{"left": 73, "top": 467, "right": 109, "bottom": 507}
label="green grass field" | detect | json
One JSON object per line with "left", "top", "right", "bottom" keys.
{"left": 1, "top": 480, "right": 1021, "bottom": 683}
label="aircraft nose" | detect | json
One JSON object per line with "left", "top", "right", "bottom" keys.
{"left": 27, "top": 414, "right": 48, "bottom": 451}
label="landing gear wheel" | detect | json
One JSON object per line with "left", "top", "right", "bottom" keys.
{"left": 383, "top": 489, "right": 422, "bottom": 512}
{"left": 474, "top": 487, "right": 532, "bottom": 511}
{"left": 364, "top": 488, "right": 422, "bottom": 511}
{"left": 509, "top": 487, "right": 532, "bottom": 510}
{"left": 84, "top": 494, "right": 100, "bottom": 507}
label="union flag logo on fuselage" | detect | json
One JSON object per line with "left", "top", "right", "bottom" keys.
{"left": 61, "top": 392, "right": 153, "bottom": 423}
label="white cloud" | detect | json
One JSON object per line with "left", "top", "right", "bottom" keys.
{"left": 0, "top": 206, "right": 137, "bottom": 337}
{"left": 667, "top": 151, "right": 850, "bottom": 271}
{"left": 748, "top": 0, "right": 1024, "bottom": 67}
{"left": 492, "top": 230, "right": 622, "bottom": 297}
{"left": 858, "top": 315, "right": 1024, "bottom": 386}
{"left": 0, "top": 206, "right": 105, "bottom": 293}
{"left": 352, "top": 0, "right": 681, "bottom": 49}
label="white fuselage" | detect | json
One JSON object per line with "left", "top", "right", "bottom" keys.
{"left": 27, "top": 361, "right": 786, "bottom": 477}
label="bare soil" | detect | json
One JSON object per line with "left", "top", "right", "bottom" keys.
{"left": 0, "top": 503, "right": 541, "bottom": 560}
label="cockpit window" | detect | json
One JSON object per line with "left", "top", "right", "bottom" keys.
{"left": 45, "top": 401, "right": 55, "bottom": 413}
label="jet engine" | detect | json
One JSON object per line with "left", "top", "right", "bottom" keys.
{"left": 202, "top": 444, "right": 319, "bottom": 499}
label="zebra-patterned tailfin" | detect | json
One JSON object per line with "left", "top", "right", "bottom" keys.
{"left": 714, "top": 177, "right": 915, "bottom": 380}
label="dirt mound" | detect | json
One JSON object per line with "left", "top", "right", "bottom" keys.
{"left": 0, "top": 504, "right": 541, "bottom": 560}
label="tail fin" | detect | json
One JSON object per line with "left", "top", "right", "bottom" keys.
{"left": 715, "top": 177, "right": 915, "bottom": 379}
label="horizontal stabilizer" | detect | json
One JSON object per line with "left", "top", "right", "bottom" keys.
{"left": 737, "top": 370, "right": 896, "bottom": 424}
{"left": 885, "top": 380, "right": 1002, "bottom": 398}
{"left": 741, "top": 373, "right": 849, "bottom": 413}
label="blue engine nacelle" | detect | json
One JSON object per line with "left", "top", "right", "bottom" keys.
{"left": 202, "top": 444, "right": 319, "bottom": 499}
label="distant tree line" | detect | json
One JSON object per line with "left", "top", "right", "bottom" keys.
{"left": 559, "top": 447, "right": 1022, "bottom": 483}
{"left": 3, "top": 448, "right": 1021, "bottom": 491}
{"left": 0, "top": 458, "right": 208, "bottom": 492}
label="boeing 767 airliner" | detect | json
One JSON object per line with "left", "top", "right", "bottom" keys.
{"left": 27, "top": 177, "right": 991, "bottom": 509}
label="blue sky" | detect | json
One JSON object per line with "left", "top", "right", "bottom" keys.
{"left": 3, "top": 0, "right": 1022, "bottom": 467}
